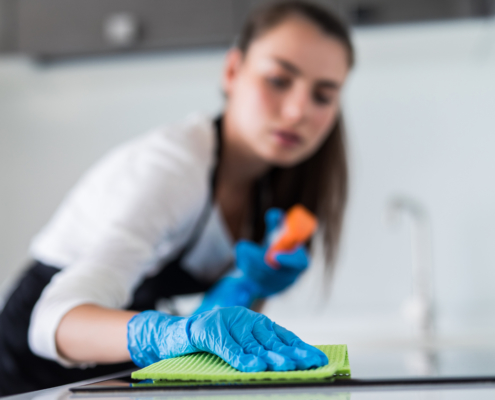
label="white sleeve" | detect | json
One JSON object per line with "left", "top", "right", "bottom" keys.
{"left": 28, "top": 115, "right": 215, "bottom": 366}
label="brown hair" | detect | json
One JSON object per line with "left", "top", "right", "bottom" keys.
{"left": 240, "top": 1, "right": 354, "bottom": 270}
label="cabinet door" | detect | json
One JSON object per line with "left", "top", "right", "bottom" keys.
{"left": 18, "top": 0, "right": 236, "bottom": 57}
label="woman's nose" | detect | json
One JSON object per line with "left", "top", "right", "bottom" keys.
{"left": 280, "top": 86, "right": 311, "bottom": 124}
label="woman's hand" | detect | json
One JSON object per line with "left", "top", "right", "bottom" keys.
{"left": 194, "top": 208, "right": 309, "bottom": 314}
{"left": 127, "top": 306, "right": 328, "bottom": 371}
{"left": 237, "top": 207, "right": 310, "bottom": 297}
{"left": 235, "top": 238, "right": 309, "bottom": 298}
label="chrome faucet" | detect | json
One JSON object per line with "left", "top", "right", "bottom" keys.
{"left": 387, "top": 195, "right": 437, "bottom": 375}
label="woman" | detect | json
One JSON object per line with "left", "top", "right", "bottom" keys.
{"left": 0, "top": 1, "right": 354, "bottom": 395}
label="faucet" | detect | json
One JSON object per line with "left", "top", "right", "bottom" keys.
{"left": 387, "top": 195, "right": 437, "bottom": 375}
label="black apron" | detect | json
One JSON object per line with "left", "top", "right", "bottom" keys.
{"left": 0, "top": 118, "right": 223, "bottom": 396}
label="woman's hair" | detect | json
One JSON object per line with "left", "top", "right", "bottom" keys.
{"left": 238, "top": 1, "right": 354, "bottom": 270}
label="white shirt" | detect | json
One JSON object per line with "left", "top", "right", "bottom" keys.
{"left": 28, "top": 113, "right": 234, "bottom": 367}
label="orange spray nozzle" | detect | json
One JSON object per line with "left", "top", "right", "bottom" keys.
{"left": 265, "top": 205, "right": 318, "bottom": 268}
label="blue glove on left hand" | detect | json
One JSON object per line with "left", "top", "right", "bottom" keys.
{"left": 194, "top": 208, "right": 310, "bottom": 314}
{"left": 235, "top": 239, "right": 309, "bottom": 297}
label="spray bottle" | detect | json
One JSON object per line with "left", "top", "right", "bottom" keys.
{"left": 265, "top": 204, "right": 318, "bottom": 268}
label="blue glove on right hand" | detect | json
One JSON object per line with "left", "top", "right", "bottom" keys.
{"left": 127, "top": 306, "right": 328, "bottom": 372}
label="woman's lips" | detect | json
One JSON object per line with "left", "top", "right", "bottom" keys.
{"left": 272, "top": 130, "right": 303, "bottom": 148}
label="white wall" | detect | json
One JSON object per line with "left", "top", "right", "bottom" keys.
{"left": 1, "top": 18, "right": 495, "bottom": 347}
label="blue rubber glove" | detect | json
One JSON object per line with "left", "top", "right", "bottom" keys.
{"left": 194, "top": 274, "right": 259, "bottom": 313}
{"left": 127, "top": 306, "right": 328, "bottom": 371}
{"left": 194, "top": 208, "right": 310, "bottom": 313}
{"left": 238, "top": 207, "right": 310, "bottom": 297}
{"left": 236, "top": 239, "right": 309, "bottom": 297}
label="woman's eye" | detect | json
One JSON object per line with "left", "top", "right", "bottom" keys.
{"left": 313, "top": 92, "right": 332, "bottom": 105}
{"left": 267, "top": 77, "right": 290, "bottom": 90}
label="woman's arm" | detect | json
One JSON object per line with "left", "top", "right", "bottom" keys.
{"left": 56, "top": 305, "right": 329, "bottom": 373}
{"left": 29, "top": 116, "right": 216, "bottom": 365}
{"left": 56, "top": 304, "right": 138, "bottom": 364}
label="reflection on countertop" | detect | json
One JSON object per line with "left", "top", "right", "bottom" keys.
{"left": 349, "top": 346, "right": 495, "bottom": 379}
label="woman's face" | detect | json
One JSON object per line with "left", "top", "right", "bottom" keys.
{"left": 223, "top": 15, "right": 350, "bottom": 167}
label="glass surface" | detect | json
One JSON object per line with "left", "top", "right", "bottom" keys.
{"left": 348, "top": 348, "right": 495, "bottom": 379}
{"left": 70, "top": 347, "right": 495, "bottom": 394}
{"left": 71, "top": 380, "right": 495, "bottom": 400}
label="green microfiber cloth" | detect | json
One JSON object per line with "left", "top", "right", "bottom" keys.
{"left": 131, "top": 345, "right": 350, "bottom": 382}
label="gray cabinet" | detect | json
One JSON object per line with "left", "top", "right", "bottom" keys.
{"left": 17, "top": 0, "right": 237, "bottom": 57}
{"left": 0, "top": 0, "right": 493, "bottom": 58}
